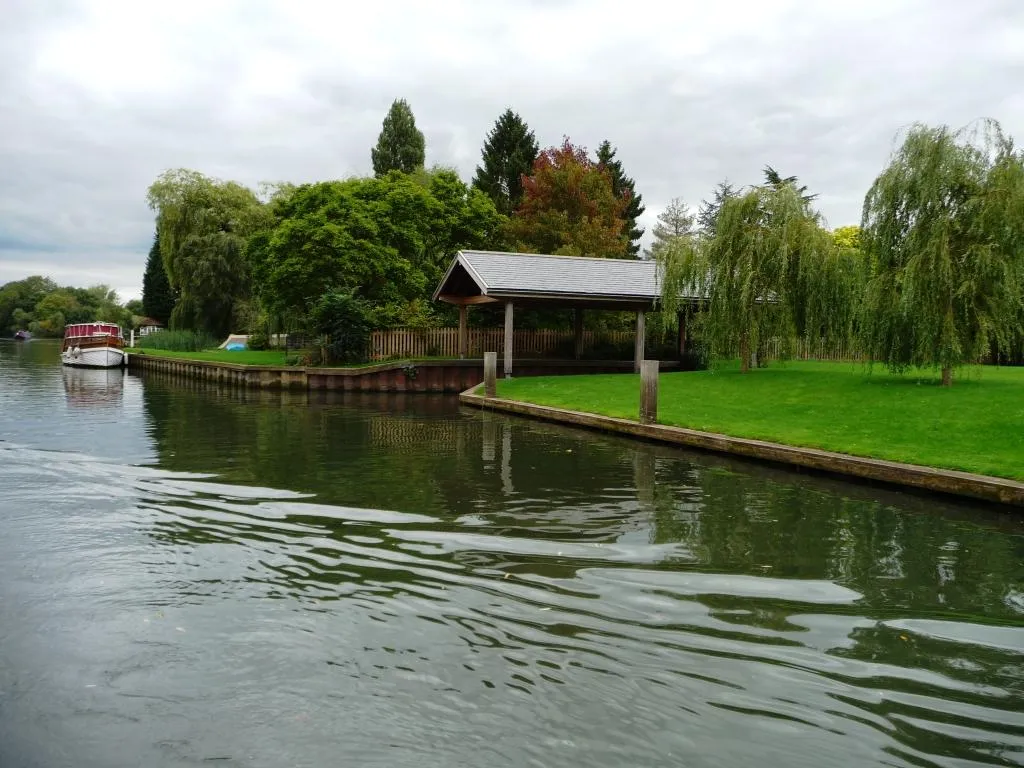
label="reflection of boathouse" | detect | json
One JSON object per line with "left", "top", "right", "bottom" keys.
{"left": 62, "top": 366, "right": 125, "bottom": 408}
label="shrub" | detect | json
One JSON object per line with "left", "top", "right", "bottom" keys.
{"left": 309, "top": 290, "right": 375, "bottom": 365}
{"left": 247, "top": 330, "right": 269, "bottom": 350}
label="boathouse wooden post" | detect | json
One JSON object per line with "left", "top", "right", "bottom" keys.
{"left": 458, "top": 305, "right": 468, "bottom": 359}
{"left": 503, "top": 301, "right": 514, "bottom": 378}
{"left": 484, "top": 351, "right": 497, "bottom": 397}
{"left": 640, "top": 360, "right": 658, "bottom": 425}
{"left": 574, "top": 308, "right": 584, "bottom": 360}
{"left": 634, "top": 311, "right": 646, "bottom": 373}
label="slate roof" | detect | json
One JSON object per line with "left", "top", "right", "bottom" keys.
{"left": 433, "top": 250, "right": 668, "bottom": 304}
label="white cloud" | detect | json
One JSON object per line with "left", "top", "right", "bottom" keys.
{"left": 2, "top": 0, "right": 1023, "bottom": 298}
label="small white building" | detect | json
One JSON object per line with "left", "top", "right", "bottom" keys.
{"left": 136, "top": 317, "right": 165, "bottom": 337}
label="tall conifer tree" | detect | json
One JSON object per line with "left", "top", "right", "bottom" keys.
{"left": 697, "top": 180, "right": 736, "bottom": 237}
{"left": 472, "top": 109, "right": 539, "bottom": 216}
{"left": 596, "top": 140, "right": 645, "bottom": 257}
{"left": 647, "top": 197, "right": 695, "bottom": 258}
{"left": 371, "top": 98, "right": 426, "bottom": 177}
{"left": 141, "top": 231, "right": 175, "bottom": 324}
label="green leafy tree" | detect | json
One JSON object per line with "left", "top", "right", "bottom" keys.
{"left": 832, "top": 225, "right": 861, "bottom": 251}
{"left": 250, "top": 169, "right": 503, "bottom": 329}
{"left": 420, "top": 167, "right": 507, "bottom": 287}
{"left": 508, "top": 138, "right": 629, "bottom": 257}
{"left": 371, "top": 98, "right": 426, "bottom": 177}
{"left": 596, "top": 140, "right": 645, "bottom": 257}
{"left": 647, "top": 197, "right": 695, "bottom": 259}
{"left": 0, "top": 275, "right": 57, "bottom": 333}
{"left": 859, "top": 120, "right": 1024, "bottom": 385}
{"left": 32, "top": 289, "right": 81, "bottom": 335}
{"left": 147, "top": 169, "right": 269, "bottom": 337}
{"left": 142, "top": 231, "right": 175, "bottom": 324}
{"left": 660, "top": 184, "right": 848, "bottom": 372}
{"left": 697, "top": 180, "right": 736, "bottom": 237}
{"left": 472, "top": 109, "right": 539, "bottom": 216}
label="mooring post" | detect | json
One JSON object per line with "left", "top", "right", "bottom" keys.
{"left": 484, "top": 351, "right": 497, "bottom": 398}
{"left": 640, "top": 359, "right": 659, "bottom": 425}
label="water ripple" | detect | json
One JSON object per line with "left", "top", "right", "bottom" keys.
{"left": 1, "top": 345, "right": 1022, "bottom": 768}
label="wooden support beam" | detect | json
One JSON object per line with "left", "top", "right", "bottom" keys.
{"left": 503, "top": 301, "right": 514, "bottom": 378}
{"left": 574, "top": 308, "right": 584, "bottom": 360}
{"left": 458, "top": 305, "right": 468, "bottom": 359}
{"left": 437, "top": 294, "right": 500, "bottom": 306}
{"left": 634, "top": 310, "right": 645, "bottom": 373}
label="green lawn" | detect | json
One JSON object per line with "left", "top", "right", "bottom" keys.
{"left": 129, "top": 348, "right": 291, "bottom": 365}
{"left": 497, "top": 361, "right": 1024, "bottom": 481}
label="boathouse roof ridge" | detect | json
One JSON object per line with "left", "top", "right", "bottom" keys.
{"left": 433, "top": 249, "right": 675, "bottom": 306}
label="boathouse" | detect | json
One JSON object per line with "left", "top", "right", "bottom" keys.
{"left": 432, "top": 250, "right": 703, "bottom": 377}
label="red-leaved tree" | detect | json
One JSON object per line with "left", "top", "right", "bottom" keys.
{"left": 507, "top": 138, "right": 630, "bottom": 258}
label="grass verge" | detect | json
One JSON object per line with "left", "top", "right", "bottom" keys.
{"left": 129, "top": 348, "right": 291, "bottom": 366}
{"left": 496, "top": 360, "right": 1024, "bottom": 481}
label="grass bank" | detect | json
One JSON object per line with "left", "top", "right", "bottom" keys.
{"left": 497, "top": 360, "right": 1024, "bottom": 481}
{"left": 129, "top": 348, "right": 291, "bottom": 366}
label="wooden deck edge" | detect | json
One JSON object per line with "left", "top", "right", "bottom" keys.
{"left": 458, "top": 390, "right": 1024, "bottom": 509}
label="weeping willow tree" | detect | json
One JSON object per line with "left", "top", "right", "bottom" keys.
{"left": 147, "top": 169, "right": 270, "bottom": 336}
{"left": 659, "top": 183, "right": 858, "bottom": 372}
{"left": 860, "top": 120, "right": 1024, "bottom": 385}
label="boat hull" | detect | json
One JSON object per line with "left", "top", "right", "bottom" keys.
{"left": 61, "top": 346, "right": 126, "bottom": 369}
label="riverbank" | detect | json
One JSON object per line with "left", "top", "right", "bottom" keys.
{"left": 494, "top": 361, "right": 1024, "bottom": 481}
{"left": 127, "top": 351, "right": 658, "bottom": 393}
{"left": 457, "top": 360, "right": 1024, "bottom": 507}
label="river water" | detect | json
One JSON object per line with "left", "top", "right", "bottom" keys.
{"left": 1, "top": 340, "right": 1022, "bottom": 767}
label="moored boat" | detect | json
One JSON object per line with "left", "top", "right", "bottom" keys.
{"left": 13, "top": 329, "right": 32, "bottom": 341}
{"left": 61, "top": 322, "right": 126, "bottom": 368}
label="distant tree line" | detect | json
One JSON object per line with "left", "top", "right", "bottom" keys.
{"left": 0, "top": 276, "right": 137, "bottom": 337}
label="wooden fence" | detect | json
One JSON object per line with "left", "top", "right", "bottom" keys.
{"left": 369, "top": 327, "right": 636, "bottom": 360}
{"left": 763, "top": 337, "right": 862, "bottom": 362}
{"left": 369, "top": 327, "right": 858, "bottom": 362}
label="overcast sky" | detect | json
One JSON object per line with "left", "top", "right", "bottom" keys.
{"left": 2, "top": 0, "right": 1022, "bottom": 300}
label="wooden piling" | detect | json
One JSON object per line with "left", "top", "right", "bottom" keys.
{"left": 640, "top": 359, "right": 658, "bottom": 425}
{"left": 484, "top": 351, "right": 497, "bottom": 397}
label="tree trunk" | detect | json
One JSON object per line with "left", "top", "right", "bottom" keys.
{"left": 941, "top": 366, "right": 952, "bottom": 387}
{"left": 740, "top": 333, "right": 750, "bottom": 373}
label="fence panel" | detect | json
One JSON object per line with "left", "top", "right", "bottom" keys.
{"left": 369, "top": 327, "right": 636, "bottom": 361}
{"left": 370, "top": 328, "right": 857, "bottom": 362}
{"left": 762, "top": 337, "right": 861, "bottom": 362}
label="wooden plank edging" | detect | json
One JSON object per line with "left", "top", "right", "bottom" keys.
{"left": 459, "top": 388, "right": 1024, "bottom": 509}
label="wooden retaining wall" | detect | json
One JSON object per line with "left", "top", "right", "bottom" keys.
{"left": 126, "top": 354, "right": 657, "bottom": 393}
